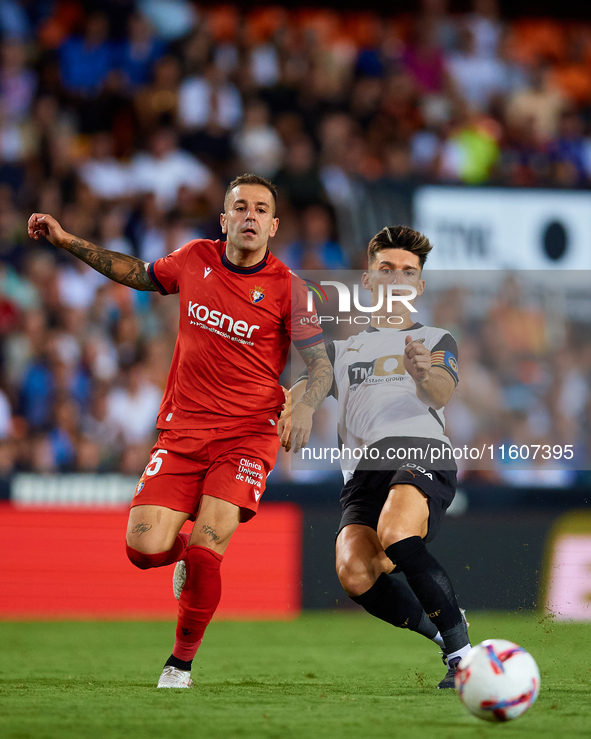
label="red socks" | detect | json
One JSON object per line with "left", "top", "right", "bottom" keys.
{"left": 173, "top": 545, "right": 223, "bottom": 662}
{"left": 126, "top": 532, "right": 190, "bottom": 570}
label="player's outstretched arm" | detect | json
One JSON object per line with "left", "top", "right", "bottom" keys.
{"left": 27, "top": 212, "right": 157, "bottom": 291}
{"left": 286, "top": 343, "right": 333, "bottom": 454}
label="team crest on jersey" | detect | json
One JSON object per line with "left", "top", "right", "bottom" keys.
{"left": 250, "top": 286, "right": 265, "bottom": 304}
{"left": 135, "top": 478, "right": 145, "bottom": 496}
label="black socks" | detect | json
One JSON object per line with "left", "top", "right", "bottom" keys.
{"left": 384, "top": 536, "right": 469, "bottom": 654}
{"left": 351, "top": 572, "right": 438, "bottom": 639}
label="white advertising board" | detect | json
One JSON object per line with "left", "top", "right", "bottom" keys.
{"left": 414, "top": 186, "right": 591, "bottom": 270}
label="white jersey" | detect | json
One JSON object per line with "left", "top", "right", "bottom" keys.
{"left": 326, "top": 323, "right": 459, "bottom": 480}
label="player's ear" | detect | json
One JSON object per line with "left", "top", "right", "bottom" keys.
{"left": 269, "top": 216, "right": 279, "bottom": 238}
{"left": 361, "top": 271, "right": 371, "bottom": 289}
{"left": 220, "top": 212, "right": 227, "bottom": 234}
{"left": 416, "top": 278, "right": 425, "bottom": 296}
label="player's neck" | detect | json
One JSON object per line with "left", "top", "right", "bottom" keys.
{"left": 224, "top": 240, "right": 268, "bottom": 268}
{"left": 371, "top": 313, "right": 417, "bottom": 330}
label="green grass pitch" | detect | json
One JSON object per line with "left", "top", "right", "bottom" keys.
{"left": 1, "top": 612, "right": 589, "bottom": 739}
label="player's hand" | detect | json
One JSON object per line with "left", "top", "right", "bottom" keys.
{"left": 27, "top": 213, "right": 69, "bottom": 248}
{"left": 280, "top": 401, "right": 313, "bottom": 454}
{"left": 403, "top": 335, "right": 431, "bottom": 383}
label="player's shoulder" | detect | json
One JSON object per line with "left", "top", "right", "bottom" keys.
{"left": 157, "top": 238, "right": 223, "bottom": 263}
{"left": 412, "top": 323, "right": 458, "bottom": 345}
{"left": 181, "top": 238, "right": 224, "bottom": 257}
{"left": 266, "top": 250, "right": 299, "bottom": 281}
{"left": 332, "top": 328, "right": 374, "bottom": 354}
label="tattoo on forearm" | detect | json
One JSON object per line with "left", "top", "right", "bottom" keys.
{"left": 298, "top": 344, "right": 333, "bottom": 411}
{"left": 199, "top": 525, "right": 220, "bottom": 542}
{"left": 68, "top": 238, "right": 156, "bottom": 291}
{"left": 132, "top": 523, "right": 152, "bottom": 537}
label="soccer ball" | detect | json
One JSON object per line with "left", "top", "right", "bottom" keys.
{"left": 455, "top": 639, "right": 540, "bottom": 722}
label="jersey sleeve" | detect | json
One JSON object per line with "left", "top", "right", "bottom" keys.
{"left": 430, "top": 333, "right": 459, "bottom": 385}
{"left": 147, "top": 242, "right": 194, "bottom": 295}
{"left": 287, "top": 273, "right": 323, "bottom": 350}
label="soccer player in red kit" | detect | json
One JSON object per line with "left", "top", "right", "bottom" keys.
{"left": 28, "top": 174, "right": 333, "bottom": 688}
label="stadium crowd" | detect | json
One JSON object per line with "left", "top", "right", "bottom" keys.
{"left": 0, "top": 0, "right": 589, "bottom": 484}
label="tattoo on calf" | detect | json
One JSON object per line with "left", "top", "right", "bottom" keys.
{"left": 132, "top": 523, "right": 152, "bottom": 537}
{"left": 200, "top": 525, "right": 220, "bottom": 542}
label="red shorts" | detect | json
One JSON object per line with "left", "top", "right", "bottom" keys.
{"left": 130, "top": 421, "right": 281, "bottom": 522}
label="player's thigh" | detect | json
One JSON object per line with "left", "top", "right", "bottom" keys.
{"left": 190, "top": 495, "right": 240, "bottom": 554}
{"left": 126, "top": 504, "right": 190, "bottom": 553}
{"left": 376, "top": 483, "right": 430, "bottom": 547}
{"left": 335, "top": 524, "right": 394, "bottom": 594}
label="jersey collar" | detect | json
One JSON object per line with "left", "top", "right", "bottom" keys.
{"left": 367, "top": 322, "right": 423, "bottom": 333}
{"left": 221, "top": 246, "right": 269, "bottom": 274}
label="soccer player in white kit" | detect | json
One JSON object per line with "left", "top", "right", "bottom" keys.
{"left": 283, "top": 226, "right": 471, "bottom": 688}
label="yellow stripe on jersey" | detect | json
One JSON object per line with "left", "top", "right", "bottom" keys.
{"left": 430, "top": 351, "right": 446, "bottom": 365}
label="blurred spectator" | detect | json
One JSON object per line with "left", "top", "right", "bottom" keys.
{"left": 0, "top": 39, "right": 36, "bottom": 122}
{"left": 77, "top": 131, "right": 132, "bottom": 201}
{"left": 138, "top": 0, "right": 198, "bottom": 43}
{"left": 233, "top": 99, "right": 284, "bottom": 177}
{"left": 284, "top": 204, "right": 348, "bottom": 270}
{"left": 58, "top": 12, "right": 116, "bottom": 97}
{"left": 47, "top": 396, "right": 80, "bottom": 470}
{"left": 130, "top": 127, "right": 214, "bottom": 210}
{"left": 439, "top": 108, "right": 500, "bottom": 183}
{"left": 178, "top": 61, "right": 242, "bottom": 165}
{"left": 119, "top": 11, "right": 166, "bottom": 91}
{"left": 274, "top": 135, "right": 326, "bottom": 209}
{"left": 0, "top": 385, "right": 13, "bottom": 438}
{"left": 106, "top": 361, "right": 161, "bottom": 446}
{"left": 0, "top": 0, "right": 32, "bottom": 40}
{"left": 505, "top": 60, "right": 565, "bottom": 143}
{"left": 421, "top": 0, "right": 458, "bottom": 54}
{"left": 445, "top": 26, "right": 506, "bottom": 110}
{"left": 547, "top": 109, "right": 591, "bottom": 187}
{"left": 133, "top": 54, "right": 181, "bottom": 133}
{"left": 466, "top": 0, "right": 503, "bottom": 59}
{"left": 100, "top": 206, "right": 134, "bottom": 256}
{"left": 402, "top": 21, "right": 448, "bottom": 95}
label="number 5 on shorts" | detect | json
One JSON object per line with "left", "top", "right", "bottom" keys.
{"left": 145, "top": 449, "right": 168, "bottom": 476}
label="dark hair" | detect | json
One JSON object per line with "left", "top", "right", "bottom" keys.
{"left": 224, "top": 174, "right": 278, "bottom": 215}
{"left": 368, "top": 225, "right": 432, "bottom": 269}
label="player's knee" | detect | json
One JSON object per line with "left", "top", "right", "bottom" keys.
{"left": 336, "top": 559, "right": 374, "bottom": 597}
{"left": 126, "top": 543, "right": 153, "bottom": 569}
{"left": 377, "top": 524, "right": 415, "bottom": 550}
{"left": 125, "top": 542, "right": 170, "bottom": 569}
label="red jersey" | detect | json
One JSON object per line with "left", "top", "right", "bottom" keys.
{"left": 147, "top": 239, "right": 322, "bottom": 430}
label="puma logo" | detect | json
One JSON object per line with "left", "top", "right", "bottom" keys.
{"left": 181, "top": 627, "right": 192, "bottom": 636}
{"left": 347, "top": 344, "right": 363, "bottom": 353}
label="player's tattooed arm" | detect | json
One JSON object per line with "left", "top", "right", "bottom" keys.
{"left": 27, "top": 212, "right": 156, "bottom": 291}
{"left": 68, "top": 237, "right": 156, "bottom": 290}
{"left": 280, "top": 343, "right": 332, "bottom": 453}
{"left": 297, "top": 343, "right": 333, "bottom": 412}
